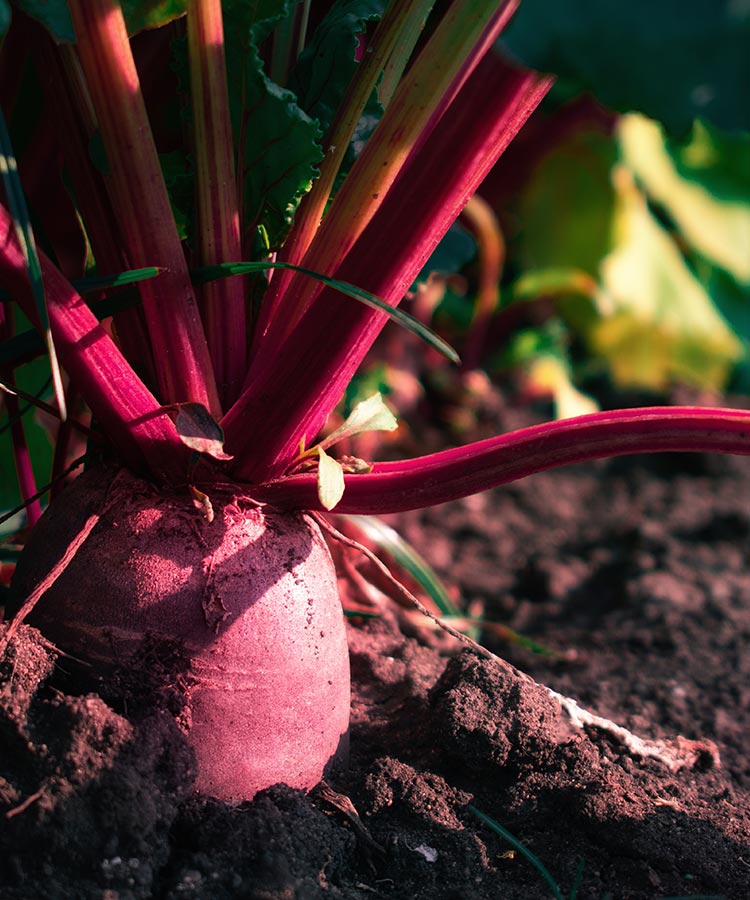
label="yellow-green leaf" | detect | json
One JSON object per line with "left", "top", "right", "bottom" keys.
{"left": 526, "top": 355, "right": 599, "bottom": 421}
{"left": 595, "top": 169, "right": 743, "bottom": 389}
{"left": 317, "top": 446, "right": 345, "bottom": 511}
{"left": 318, "top": 392, "right": 397, "bottom": 452}
{"left": 619, "top": 114, "right": 750, "bottom": 285}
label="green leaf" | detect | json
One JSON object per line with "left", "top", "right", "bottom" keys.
{"left": 172, "top": 402, "right": 233, "bottom": 460}
{"left": 501, "top": 0, "right": 750, "bottom": 135}
{"left": 241, "top": 61, "right": 323, "bottom": 247}
{"left": 224, "top": 0, "right": 324, "bottom": 249}
{"left": 290, "top": 0, "right": 386, "bottom": 188}
{"left": 619, "top": 115, "right": 750, "bottom": 286}
{"left": 317, "top": 392, "right": 397, "bottom": 451}
{"left": 15, "top": 0, "right": 188, "bottom": 42}
{"left": 316, "top": 446, "right": 345, "bottom": 511}
{"left": 71, "top": 267, "right": 164, "bottom": 293}
{"left": 421, "top": 222, "right": 476, "bottom": 278}
{"left": 121, "top": 0, "right": 187, "bottom": 34}
{"left": 225, "top": 0, "right": 290, "bottom": 45}
{"left": 290, "top": 0, "right": 386, "bottom": 134}
{"left": 595, "top": 170, "right": 742, "bottom": 390}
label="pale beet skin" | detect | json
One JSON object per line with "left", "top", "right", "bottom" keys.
{"left": 10, "top": 466, "right": 351, "bottom": 801}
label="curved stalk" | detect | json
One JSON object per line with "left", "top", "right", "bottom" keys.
{"left": 460, "top": 194, "right": 505, "bottom": 371}
{"left": 251, "top": 407, "right": 750, "bottom": 513}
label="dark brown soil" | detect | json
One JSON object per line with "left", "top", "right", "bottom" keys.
{"left": 1, "top": 400, "right": 749, "bottom": 899}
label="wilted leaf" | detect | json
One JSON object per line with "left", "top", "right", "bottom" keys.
{"left": 317, "top": 446, "right": 345, "bottom": 511}
{"left": 501, "top": 0, "right": 750, "bottom": 134}
{"left": 619, "top": 115, "right": 750, "bottom": 285}
{"left": 172, "top": 402, "right": 233, "bottom": 460}
{"left": 189, "top": 485, "right": 214, "bottom": 522}
{"left": 318, "top": 392, "right": 397, "bottom": 451}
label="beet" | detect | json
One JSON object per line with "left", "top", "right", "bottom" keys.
{"left": 10, "top": 466, "right": 350, "bottom": 801}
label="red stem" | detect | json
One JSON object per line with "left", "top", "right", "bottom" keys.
{"left": 251, "top": 407, "right": 750, "bottom": 513}
{"left": 223, "top": 58, "right": 552, "bottom": 481}
{"left": 0, "top": 202, "right": 191, "bottom": 481}
{"left": 68, "top": 0, "right": 220, "bottom": 416}
{"left": 32, "top": 35, "right": 159, "bottom": 388}
{"left": 187, "top": 0, "right": 246, "bottom": 407}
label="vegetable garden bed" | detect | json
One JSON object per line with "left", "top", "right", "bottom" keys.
{"left": 2, "top": 391, "right": 748, "bottom": 900}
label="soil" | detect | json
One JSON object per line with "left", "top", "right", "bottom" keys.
{"left": 1, "top": 392, "right": 749, "bottom": 900}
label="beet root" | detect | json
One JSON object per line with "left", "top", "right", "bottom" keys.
{"left": 10, "top": 466, "right": 351, "bottom": 802}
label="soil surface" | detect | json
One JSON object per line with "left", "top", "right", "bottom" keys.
{"left": 1, "top": 392, "right": 749, "bottom": 900}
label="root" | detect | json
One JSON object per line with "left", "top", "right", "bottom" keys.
{"left": 549, "top": 690, "right": 719, "bottom": 772}
{"left": 313, "top": 512, "right": 719, "bottom": 774}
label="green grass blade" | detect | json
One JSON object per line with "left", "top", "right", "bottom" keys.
{"left": 0, "top": 107, "right": 66, "bottom": 421}
{"left": 71, "top": 267, "right": 163, "bottom": 293}
{"left": 468, "top": 805, "right": 565, "bottom": 900}
{"left": 568, "top": 858, "right": 585, "bottom": 900}
{"left": 343, "top": 513, "right": 460, "bottom": 617}
{"left": 191, "top": 261, "right": 460, "bottom": 364}
{"left": 0, "top": 271, "right": 162, "bottom": 367}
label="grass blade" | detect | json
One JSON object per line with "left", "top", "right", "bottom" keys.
{"left": 343, "top": 514, "right": 460, "bottom": 617}
{"left": 71, "top": 267, "right": 163, "bottom": 293}
{"left": 192, "top": 261, "right": 459, "bottom": 364}
{"left": 0, "top": 107, "right": 67, "bottom": 421}
{"left": 469, "top": 806, "right": 564, "bottom": 900}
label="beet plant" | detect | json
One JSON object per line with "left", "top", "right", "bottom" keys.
{"left": 0, "top": 0, "right": 748, "bottom": 802}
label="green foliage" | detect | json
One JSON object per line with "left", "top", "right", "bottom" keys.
{"left": 0, "top": 360, "right": 55, "bottom": 522}
{"left": 620, "top": 116, "right": 750, "bottom": 285}
{"left": 15, "top": 0, "right": 188, "bottom": 41}
{"left": 290, "top": 0, "right": 385, "bottom": 181}
{"left": 223, "top": 1, "right": 324, "bottom": 249}
{"left": 596, "top": 166, "right": 741, "bottom": 390}
{"left": 518, "top": 130, "right": 617, "bottom": 278}
{"left": 511, "top": 117, "right": 746, "bottom": 392}
{"left": 291, "top": 0, "right": 385, "bottom": 133}
{"left": 501, "top": 0, "right": 750, "bottom": 135}
{"left": 237, "top": 57, "right": 323, "bottom": 248}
